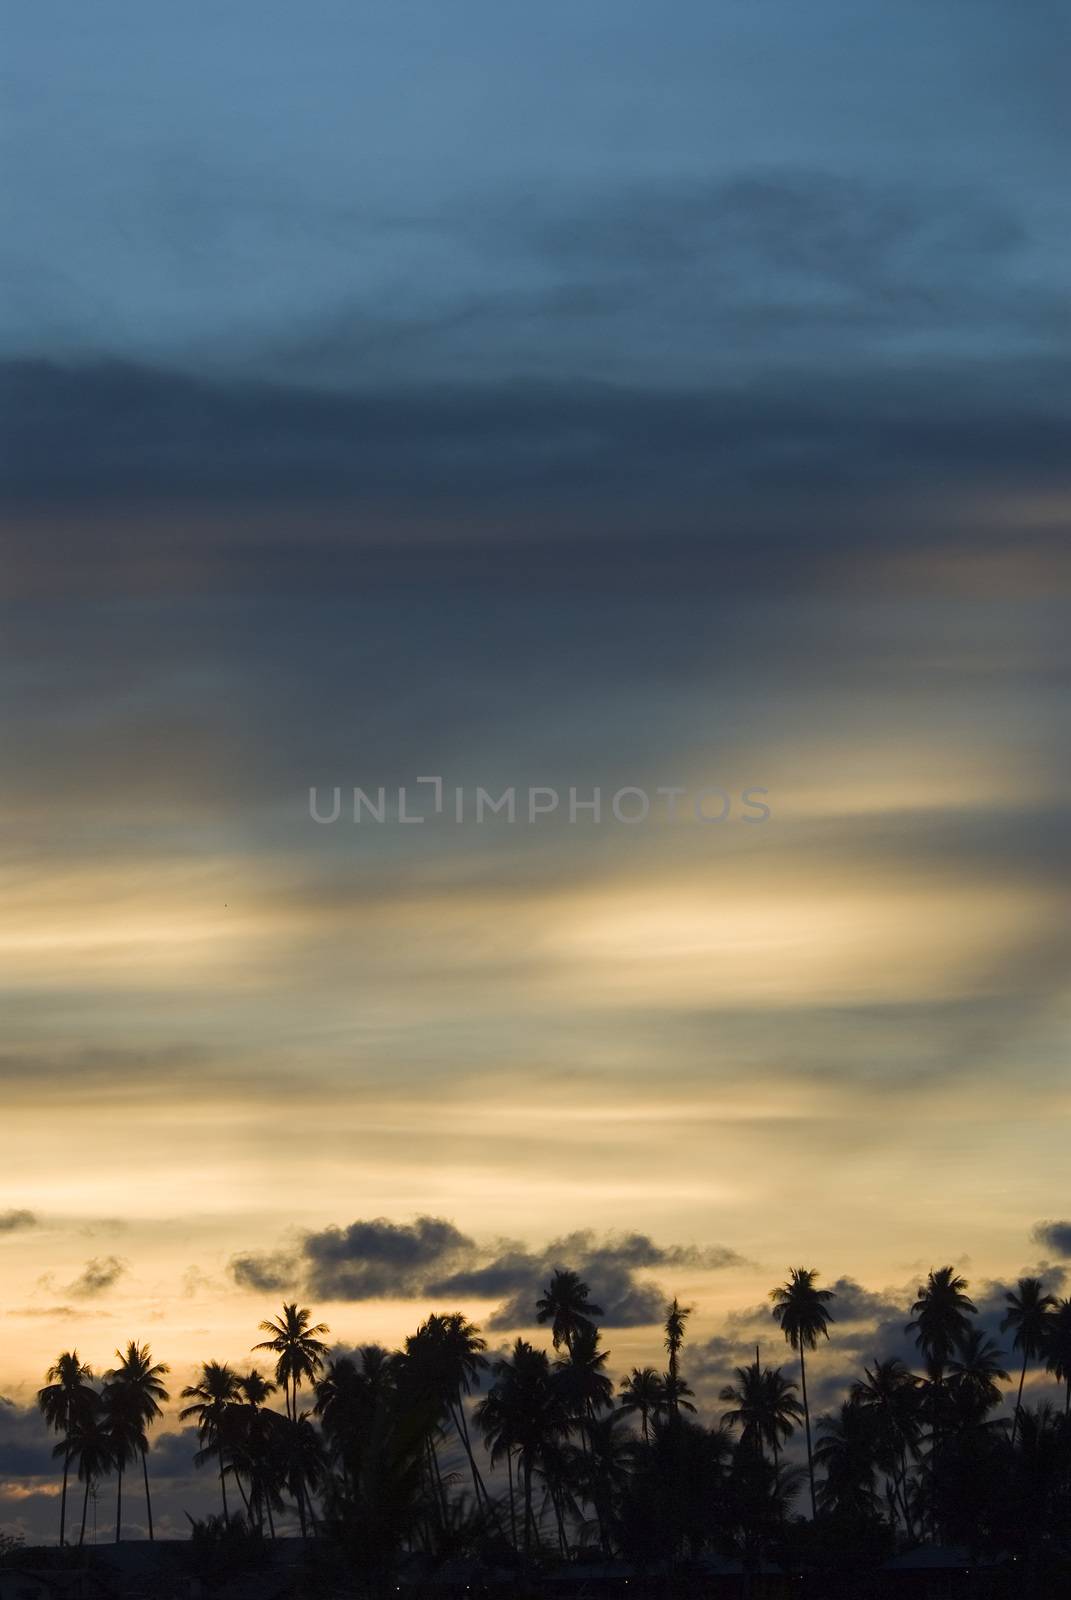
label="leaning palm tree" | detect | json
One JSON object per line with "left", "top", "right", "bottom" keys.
{"left": 180, "top": 1361, "right": 243, "bottom": 1522}
{"left": 37, "top": 1351, "right": 96, "bottom": 1546}
{"left": 618, "top": 1367, "right": 665, "bottom": 1443}
{"left": 535, "top": 1268, "right": 603, "bottom": 1355}
{"left": 1044, "top": 1298, "right": 1071, "bottom": 1416}
{"left": 1001, "top": 1277, "right": 1057, "bottom": 1444}
{"left": 770, "top": 1267, "right": 835, "bottom": 1518}
{"left": 254, "top": 1303, "right": 330, "bottom": 1421}
{"left": 104, "top": 1343, "right": 170, "bottom": 1540}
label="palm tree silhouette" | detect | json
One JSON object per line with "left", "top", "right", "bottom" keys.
{"left": 719, "top": 1360, "right": 802, "bottom": 1465}
{"left": 947, "top": 1327, "right": 1010, "bottom": 1425}
{"left": 104, "top": 1342, "right": 169, "bottom": 1541}
{"left": 254, "top": 1302, "right": 330, "bottom": 1421}
{"left": 37, "top": 1351, "right": 95, "bottom": 1546}
{"left": 851, "top": 1357, "right": 921, "bottom": 1537}
{"left": 662, "top": 1299, "right": 692, "bottom": 1422}
{"left": 475, "top": 1338, "right": 569, "bottom": 1559}
{"left": 770, "top": 1267, "right": 835, "bottom": 1517}
{"left": 1001, "top": 1277, "right": 1057, "bottom": 1444}
{"left": 100, "top": 1373, "right": 144, "bottom": 1543}
{"left": 535, "top": 1269, "right": 603, "bottom": 1356}
{"left": 618, "top": 1367, "right": 665, "bottom": 1443}
{"left": 180, "top": 1361, "right": 242, "bottom": 1523}
{"left": 1043, "top": 1297, "right": 1071, "bottom": 1416}
{"left": 814, "top": 1398, "right": 881, "bottom": 1518}
{"left": 61, "top": 1399, "right": 114, "bottom": 1548}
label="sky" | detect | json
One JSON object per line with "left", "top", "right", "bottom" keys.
{"left": 2, "top": 0, "right": 1071, "bottom": 1540}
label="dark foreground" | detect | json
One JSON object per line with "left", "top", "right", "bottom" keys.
{"left": 3, "top": 1538, "right": 1070, "bottom": 1600}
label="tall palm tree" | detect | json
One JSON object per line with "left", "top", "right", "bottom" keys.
{"left": 618, "top": 1367, "right": 665, "bottom": 1443}
{"left": 254, "top": 1303, "right": 330, "bottom": 1421}
{"left": 475, "top": 1339, "right": 570, "bottom": 1559}
{"left": 37, "top": 1351, "right": 96, "bottom": 1546}
{"left": 180, "top": 1361, "right": 243, "bottom": 1522}
{"left": 770, "top": 1267, "right": 835, "bottom": 1517}
{"left": 100, "top": 1376, "right": 143, "bottom": 1543}
{"left": 906, "top": 1267, "right": 976, "bottom": 1537}
{"left": 1001, "top": 1277, "right": 1057, "bottom": 1444}
{"left": 535, "top": 1269, "right": 603, "bottom": 1355}
{"left": 1043, "top": 1297, "right": 1071, "bottom": 1416}
{"left": 554, "top": 1321, "right": 614, "bottom": 1441}
{"left": 663, "top": 1299, "right": 692, "bottom": 1421}
{"left": 61, "top": 1399, "right": 114, "bottom": 1548}
{"left": 104, "top": 1343, "right": 170, "bottom": 1541}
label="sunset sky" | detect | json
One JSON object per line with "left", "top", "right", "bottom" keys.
{"left": 2, "top": 0, "right": 1070, "bottom": 1540}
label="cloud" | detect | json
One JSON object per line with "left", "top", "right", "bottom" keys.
{"left": 229, "top": 1218, "right": 742, "bottom": 1329}
{"left": 1032, "top": 1220, "right": 1071, "bottom": 1257}
{"left": 230, "top": 1251, "right": 301, "bottom": 1295}
{"left": 0, "top": 1210, "right": 37, "bottom": 1234}
{"left": 63, "top": 1255, "right": 126, "bottom": 1299}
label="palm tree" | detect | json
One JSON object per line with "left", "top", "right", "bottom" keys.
{"left": 618, "top": 1367, "right": 665, "bottom": 1443}
{"left": 770, "top": 1267, "right": 835, "bottom": 1517}
{"left": 947, "top": 1327, "right": 1010, "bottom": 1426}
{"left": 720, "top": 1361, "right": 802, "bottom": 1465}
{"left": 535, "top": 1269, "right": 603, "bottom": 1355}
{"left": 100, "top": 1376, "right": 143, "bottom": 1543}
{"left": 475, "top": 1339, "right": 570, "bottom": 1559}
{"left": 1001, "top": 1277, "right": 1057, "bottom": 1444}
{"left": 254, "top": 1303, "right": 330, "bottom": 1420}
{"left": 663, "top": 1299, "right": 692, "bottom": 1421}
{"left": 180, "top": 1361, "right": 243, "bottom": 1522}
{"left": 37, "top": 1351, "right": 96, "bottom": 1546}
{"left": 104, "top": 1343, "right": 170, "bottom": 1540}
{"left": 814, "top": 1399, "right": 881, "bottom": 1518}
{"left": 402, "top": 1313, "right": 491, "bottom": 1512}
{"left": 1043, "top": 1298, "right": 1071, "bottom": 1415}
{"left": 851, "top": 1357, "right": 921, "bottom": 1537}
{"left": 907, "top": 1267, "right": 976, "bottom": 1371}
{"left": 62, "top": 1398, "right": 114, "bottom": 1547}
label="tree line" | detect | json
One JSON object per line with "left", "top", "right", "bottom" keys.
{"left": 33, "top": 1265, "right": 1071, "bottom": 1580}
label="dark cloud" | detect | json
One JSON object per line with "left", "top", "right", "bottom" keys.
{"left": 0, "top": 1210, "right": 37, "bottom": 1234}
{"left": 302, "top": 1217, "right": 476, "bottom": 1301}
{"left": 0, "top": 1402, "right": 54, "bottom": 1478}
{"left": 229, "top": 1251, "right": 301, "bottom": 1295}
{"left": 64, "top": 1255, "right": 126, "bottom": 1298}
{"left": 1032, "top": 1220, "right": 1071, "bottom": 1257}
{"left": 229, "top": 1218, "right": 740, "bottom": 1327}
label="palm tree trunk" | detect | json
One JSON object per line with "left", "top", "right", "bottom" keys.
{"left": 799, "top": 1344, "right": 816, "bottom": 1519}
{"left": 1012, "top": 1351, "right": 1028, "bottom": 1444}
{"left": 141, "top": 1450, "right": 154, "bottom": 1541}
{"left": 220, "top": 1458, "right": 230, "bottom": 1525}
{"left": 523, "top": 1457, "right": 533, "bottom": 1562}
{"left": 79, "top": 1479, "right": 91, "bottom": 1547}
{"left": 59, "top": 1443, "right": 71, "bottom": 1546}
{"left": 115, "top": 1462, "right": 123, "bottom": 1543}
{"left": 506, "top": 1449, "right": 517, "bottom": 1549}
